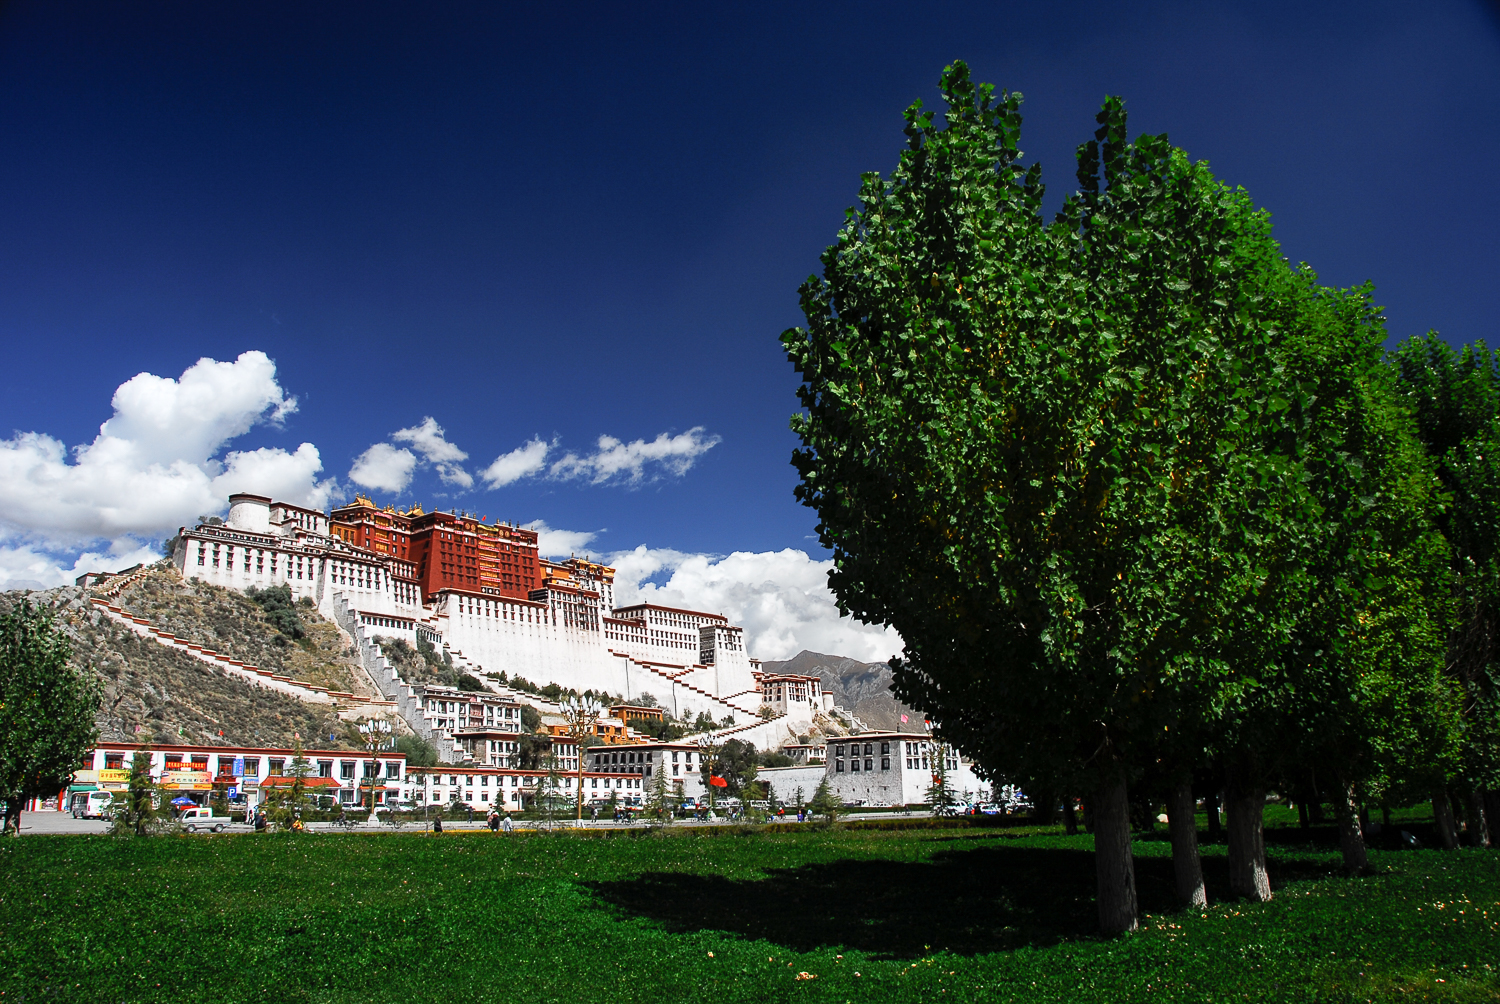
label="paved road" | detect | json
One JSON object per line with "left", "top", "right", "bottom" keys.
{"left": 12, "top": 809, "right": 940, "bottom": 835}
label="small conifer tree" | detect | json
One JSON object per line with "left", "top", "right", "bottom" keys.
{"left": 926, "top": 742, "right": 959, "bottom": 816}
{"left": 111, "top": 749, "right": 168, "bottom": 837}
{"left": 644, "top": 761, "right": 673, "bottom": 824}
{"left": 808, "top": 776, "right": 841, "bottom": 823}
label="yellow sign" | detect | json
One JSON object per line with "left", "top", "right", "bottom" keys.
{"left": 98, "top": 769, "right": 130, "bottom": 783}
{"left": 162, "top": 769, "right": 212, "bottom": 790}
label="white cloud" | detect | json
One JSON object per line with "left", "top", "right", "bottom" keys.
{"left": 0, "top": 351, "right": 331, "bottom": 588}
{"left": 392, "top": 417, "right": 472, "bottom": 488}
{"left": 609, "top": 544, "right": 904, "bottom": 664}
{"left": 0, "top": 351, "right": 329, "bottom": 543}
{"left": 0, "top": 540, "right": 163, "bottom": 591}
{"left": 525, "top": 520, "right": 601, "bottom": 559}
{"left": 549, "top": 428, "right": 720, "bottom": 485}
{"left": 348, "top": 443, "right": 418, "bottom": 494}
{"left": 481, "top": 437, "right": 551, "bottom": 488}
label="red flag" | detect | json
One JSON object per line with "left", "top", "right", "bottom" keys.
{"left": 709, "top": 775, "right": 728, "bottom": 788}
{"left": 900, "top": 714, "right": 908, "bottom": 723}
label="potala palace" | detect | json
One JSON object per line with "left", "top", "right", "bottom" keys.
{"left": 165, "top": 491, "right": 851, "bottom": 755}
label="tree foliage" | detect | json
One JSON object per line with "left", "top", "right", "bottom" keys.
{"left": 0, "top": 599, "right": 101, "bottom": 834}
{"left": 783, "top": 60, "right": 1468, "bottom": 928}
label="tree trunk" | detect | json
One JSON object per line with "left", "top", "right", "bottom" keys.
{"left": 1296, "top": 799, "right": 1310, "bottom": 830}
{"left": 1331, "top": 778, "right": 1368, "bottom": 874}
{"left": 1432, "top": 789, "right": 1459, "bottom": 850}
{"left": 1, "top": 799, "right": 20, "bottom": 836}
{"left": 1205, "top": 790, "right": 1222, "bottom": 842}
{"left": 1166, "top": 780, "right": 1207, "bottom": 909}
{"left": 1093, "top": 771, "right": 1139, "bottom": 935}
{"left": 1484, "top": 790, "right": 1500, "bottom": 847}
{"left": 1226, "top": 782, "right": 1272, "bottom": 901}
{"left": 1457, "top": 790, "right": 1488, "bottom": 847}
{"left": 1307, "top": 769, "right": 1326, "bottom": 824}
{"left": 1063, "top": 797, "right": 1079, "bottom": 836}
{"left": 1031, "top": 787, "right": 1058, "bottom": 827}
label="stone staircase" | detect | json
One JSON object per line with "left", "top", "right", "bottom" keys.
{"left": 629, "top": 656, "right": 748, "bottom": 724}
{"left": 89, "top": 562, "right": 159, "bottom": 600}
{"left": 329, "top": 591, "right": 456, "bottom": 762}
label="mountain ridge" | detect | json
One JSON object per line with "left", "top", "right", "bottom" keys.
{"left": 760, "top": 649, "right": 925, "bottom": 733}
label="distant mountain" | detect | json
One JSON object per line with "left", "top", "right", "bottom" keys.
{"left": 759, "top": 650, "right": 926, "bottom": 733}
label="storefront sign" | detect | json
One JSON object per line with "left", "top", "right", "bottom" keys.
{"left": 162, "top": 769, "right": 213, "bottom": 790}
{"left": 98, "top": 769, "right": 130, "bottom": 784}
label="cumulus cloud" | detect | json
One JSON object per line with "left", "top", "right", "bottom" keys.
{"left": 609, "top": 544, "right": 904, "bottom": 664}
{"left": 481, "top": 437, "right": 551, "bottom": 488}
{"left": 392, "top": 417, "right": 472, "bottom": 488}
{"left": 0, "top": 351, "right": 332, "bottom": 588}
{"left": 549, "top": 428, "right": 720, "bottom": 485}
{"left": 348, "top": 443, "right": 418, "bottom": 494}
{"left": 525, "top": 520, "right": 601, "bottom": 559}
{"left": 351, "top": 417, "right": 473, "bottom": 493}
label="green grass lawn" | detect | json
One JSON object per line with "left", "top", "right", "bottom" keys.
{"left": 2, "top": 821, "right": 1496, "bottom": 1003}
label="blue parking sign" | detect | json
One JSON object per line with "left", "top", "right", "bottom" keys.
{"left": 227, "top": 786, "right": 238, "bottom": 799}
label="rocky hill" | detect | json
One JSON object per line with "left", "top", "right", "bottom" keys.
{"left": 112, "top": 566, "right": 373, "bottom": 697}
{"left": 760, "top": 650, "right": 927, "bottom": 733}
{"left": 0, "top": 571, "right": 375, "bottom": 753}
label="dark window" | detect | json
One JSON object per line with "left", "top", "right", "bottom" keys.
{"left": 865, "top": 758, "right": 874, "bottom": 771}
{"left": 881, "top": 758, "right": 890, "bottom": 770}
{"left": 835, "top": 760, "right": 844, "bottom": 773}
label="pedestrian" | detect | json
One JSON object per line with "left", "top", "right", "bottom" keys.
{"left": 253, "top": 809, "right": 266, "bottom": 833}
{"left": 502, "top": 814, "right": 513, "bottom": 833}
{"left": 487, "top": 810, "right": 499, "bottom": 832}
{"left": 467, "top": 806, "right": 474, "bottom": 824}
{"left": 433, "top": 815, "right": 443, "bottom": 834}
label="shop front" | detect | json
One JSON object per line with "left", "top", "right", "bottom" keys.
{"left": 160, "top": 760, "right": 213, "bottom": 806}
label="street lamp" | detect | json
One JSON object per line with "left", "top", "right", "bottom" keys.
{"left": 561, "top": 696, "right": 601, "bottom": 826}
{"left": 357, "top": 719, "right": 393, "bottom": 822}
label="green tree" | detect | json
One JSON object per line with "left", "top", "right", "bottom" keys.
{"left": 807, "top": 776, "right": 841, "bottom": 823}
{"left": 1230, "top": 279, "right": 1462, "bottom": 877}
{"left": 266, "top": 735, "right": 313, "bottom": 827}
{"left": 110, "top": 749, "right": 168, "bottom": 837}
{"left": 783, "top": 63, "right": 1311, "bottom": 931}
{"left": 643, "top": 759, "right": 675, "bottom": 824}
{"left": 395, "top": 734, "right": 439, "bottom": 769}
{"left": 700, "top": 738, "right": 757, "bottom": 798}
{"left": 926, "top": 742, "right": 959, "bottom": 816}
{"left": 246, "top": 584, "right": 304, "bottom": 640}
{"left": 1392, "top": 333, "right": 1500, "bottom": 842}
{"left": 0, "top": 599, "right": 101, "bottom": 835}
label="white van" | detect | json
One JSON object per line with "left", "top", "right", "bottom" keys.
{"left": 70, "top": 790, "right": 114, "bottom": 819}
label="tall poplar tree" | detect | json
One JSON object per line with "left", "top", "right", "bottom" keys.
{"left": 1391, "top": 333, "right": 1500, "bottom": 841}
{"left": 784, "top": 63, "right": 1312, "bottom": 932}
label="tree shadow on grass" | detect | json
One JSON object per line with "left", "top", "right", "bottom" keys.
{"left": 585, "top": 842, "right": 1332, "bottom": 958}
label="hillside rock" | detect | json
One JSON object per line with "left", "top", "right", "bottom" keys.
{"left": 0, "top": 583, "right": 367, "bottom": 753}
{"left": 760, "top": 650, "right": 927, "bottom": 733}
{"left": 112, "top": 566, "right": 371, "bottom": 697}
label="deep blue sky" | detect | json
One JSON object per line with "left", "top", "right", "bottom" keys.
{"left": 3, "top": 1, "right": 1498, "bottom": 561}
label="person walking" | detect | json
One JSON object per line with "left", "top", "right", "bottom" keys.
{"left": 432, "top": 815, "right": 443, "bottom": 834}
{"left": 502, "top": 814, "right": 513, "bottom": 833}
{"left": 487, "top": 810, "right": 499, "bottom": 832}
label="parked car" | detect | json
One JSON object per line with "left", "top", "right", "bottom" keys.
{"left": 178, "top": 807, "right": 230, "bottom": 833}
{"left": 70, "top": 790, "right": 114, "bottom": 819}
